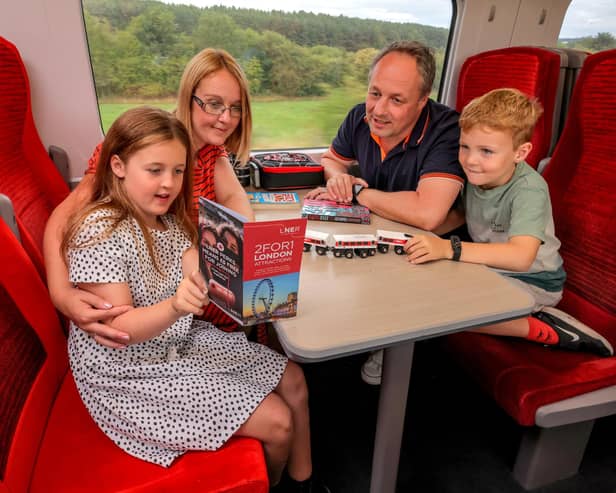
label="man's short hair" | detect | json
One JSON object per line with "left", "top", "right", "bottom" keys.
{"left": 369, "top": 41, "right": 436, "bottom": 97}
{"left": 459, "top": 88, "right": 544, "bottom": 148}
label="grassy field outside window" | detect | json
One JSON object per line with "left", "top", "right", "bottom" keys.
{"left": 99, "top": 82, "right": 366, "bottom": 150}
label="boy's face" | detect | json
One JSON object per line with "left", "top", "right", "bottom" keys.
{"left": 459, "top": 126, "right": 530, "bottom": 189}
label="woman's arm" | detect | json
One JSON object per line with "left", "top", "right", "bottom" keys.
{"left": 77, "top": 248, "right": 208, "bottom": 345}
{"left": 43, "top": 174, "right": 131, "bottom": 347}
{"left": 213, "top": 156, "right": 255, "bottom": 221}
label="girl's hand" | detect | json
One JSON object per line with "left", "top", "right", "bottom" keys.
{"left": 404, "top": 234, "right": 453, "bottom": 264}
{"left": 172, "top": 270, "right": 209, "bottom": 316}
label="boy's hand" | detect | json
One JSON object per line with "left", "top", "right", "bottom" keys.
{"left": 172, "top": 270, "right": 209, "bottom": 316}
{"left": 404, "top": 234, "right": 453, "bottom": 264}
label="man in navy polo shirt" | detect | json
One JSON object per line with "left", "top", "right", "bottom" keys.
{"left": 307, "top": 40, "right": 465, "bottom": 384}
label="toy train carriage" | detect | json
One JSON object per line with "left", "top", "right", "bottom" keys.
{"left": 303, "top": 229, "right": 330, "bottom": 255}
{"left": 376, "top": 229, "right": 408, "bottom": 255}
{"left": 330, "top": 234, "right": 377, "bottom": 259}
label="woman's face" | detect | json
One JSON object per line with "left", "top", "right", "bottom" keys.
{"left": 191, "top": 69, "right": 242, "bottom": 149}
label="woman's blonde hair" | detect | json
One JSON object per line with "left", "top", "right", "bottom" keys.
{"left": 176, "top": 48, "right": 253, "bottom": 164}
{"left": 61, "top": 106, "right": 196, "bottom": 272}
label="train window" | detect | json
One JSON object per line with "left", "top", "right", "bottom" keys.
{"left": 81, "top": 0, "right": 453, "bottom": 149}
{"left": 559, "top": 0, "right": 616, "bottom": 53}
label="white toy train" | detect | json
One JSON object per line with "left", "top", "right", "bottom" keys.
{"left": 304, "top": 229, "right": 409, "bottom": 258}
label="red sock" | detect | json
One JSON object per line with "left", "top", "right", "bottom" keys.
{"left": 527, "top": 316, "right": 559, "bottom": 345}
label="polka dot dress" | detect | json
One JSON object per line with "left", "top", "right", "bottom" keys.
{"left": 68, "top": 209, "right": 287, "bottom": 467}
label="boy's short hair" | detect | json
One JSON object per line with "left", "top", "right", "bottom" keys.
{"left": 459, "top": 88, "right": 544, "bottom": 148}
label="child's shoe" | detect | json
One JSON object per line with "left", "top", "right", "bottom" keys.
{"left": 291, "top": 477, "right": 331, "bottom": 493}
{"left": 533, "top": 307, "right": 613, "bottom": 356}
{"left": 360, "top": 349, "right": 383, "bottom": 385}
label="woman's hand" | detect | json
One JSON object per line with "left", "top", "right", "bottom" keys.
{"left": 66, "top": 288, "right": 132, "bottom": 348}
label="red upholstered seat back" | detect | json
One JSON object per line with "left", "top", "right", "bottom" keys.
{"left": 0, "top": 218, "right": 68, "bottom": 492}
{"left": 0, "top": 217, "right": 269, "bottom": 492}
{"left": 456, "top": 46, "right": 562, "bottom": 168}
{"left": 0, "top": 36, "right": 70, "bottom": 277}
{"left": 543, "top": 48, "right": 616, "bottom": 336}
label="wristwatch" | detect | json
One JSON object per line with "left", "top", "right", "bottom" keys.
{"left": 450, "top": 235, "right": 462, "bottom": 261}
{"left": 352, "top": 184, "right": 364, "bottom": 204}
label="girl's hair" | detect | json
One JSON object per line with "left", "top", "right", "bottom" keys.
{"left": 459, "top": 88, "right": 544, "bottom": 148}
{"left": 176, "top": 48, "right": 253, "bottom": 165}
{"left": 61, "top": 106, "right": 196, "bottom": 272}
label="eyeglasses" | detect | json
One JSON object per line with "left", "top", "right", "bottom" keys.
{"left": 192, "top": 95, "right": 242, "bottom": 118}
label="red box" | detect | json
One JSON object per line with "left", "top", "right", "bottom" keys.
{"left": 249, "top": 152, "right": 324, "bottom": 190}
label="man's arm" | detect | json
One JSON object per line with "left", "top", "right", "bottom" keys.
{"left": 357, "top": 177, "right": 462, "bottom": 232}
{"left": 432, "top": 207, "right": 466, "bottom": 236}
{"left": 43, "top": 174, "right": 131, "bottom": 348}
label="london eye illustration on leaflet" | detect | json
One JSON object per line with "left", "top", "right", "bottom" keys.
{"left": 243, "top": 273, "right": 299, "bottom": 323}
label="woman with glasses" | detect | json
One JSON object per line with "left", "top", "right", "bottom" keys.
{"left": 44, "top": 48, "right": 256, "bottom": 347}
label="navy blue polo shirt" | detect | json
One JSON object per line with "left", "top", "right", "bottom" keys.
{"left": 330, "top": 100, "right": 464, "bottom": 191}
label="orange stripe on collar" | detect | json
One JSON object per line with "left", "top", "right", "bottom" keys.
{"left": 366, "top": 111, "right": 430, "bottom": 161}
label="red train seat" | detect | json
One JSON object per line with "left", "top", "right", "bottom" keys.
{"left": 0, "top": 217, "right": 269, "bottom": 493}
{"left": 455, "top": 46, "right": 565, "bottom": 168}
{"left": 0, "top": 36, "right": 70, "bottom": 279}
{"left": 445, "top": 48, "right": 616, "bottom": 489}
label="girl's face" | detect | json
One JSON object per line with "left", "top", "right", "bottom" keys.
{"left": 111, "top": 139, "right": 187, "bottom": 229}
{"left": 191, "top": 69, "right": 242, "bottom": 149}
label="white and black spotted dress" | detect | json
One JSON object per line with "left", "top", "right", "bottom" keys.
{"left": 68, "top": 209, "right": 287, "bottom": 467}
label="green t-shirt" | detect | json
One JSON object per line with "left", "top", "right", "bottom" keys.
{"left": 464, "top": 161, "right": 565, "bottom": 292}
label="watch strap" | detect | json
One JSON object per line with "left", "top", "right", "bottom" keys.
{"left": 450, "top": 235, "right": 461, "bottom": 261}
{"left": 352, "top": 184, "right": 364, "bottom": 204}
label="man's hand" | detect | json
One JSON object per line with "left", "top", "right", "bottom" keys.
{"left": 172, "top": 270, "right": 209, "bottom": 317}
{"left": 305, "top": 176, "right": 369, "bottom": 203}
{"left": 404, "top": 234, "right": 453, "bottom": 264}
{"left": 326, "top": 175, "right": 368, "bottom": 203}
{"left": 304, "top": 186, "right": 335, "bottom": 201}
{"left": 68, "top": 289, "right": 132, "bottom": 348}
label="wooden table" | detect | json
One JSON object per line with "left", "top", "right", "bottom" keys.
{"left": 256, "top": 198, "right": 534, "bottom": 493}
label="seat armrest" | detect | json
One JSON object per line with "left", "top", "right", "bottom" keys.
{"left": 0, "top": 193, "right": 20, "bottom": 241}
{"left": 48, "top": 145, "right": 71, "bottom": 187}
{"left": 536, "top": 384, "right": 616, "bottom": 427}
